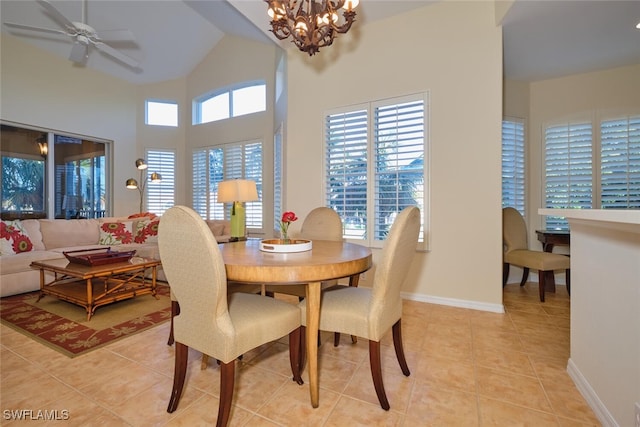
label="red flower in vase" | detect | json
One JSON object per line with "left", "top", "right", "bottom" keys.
{"left": 280, "top": 211, "right": 298, "bottom": 241}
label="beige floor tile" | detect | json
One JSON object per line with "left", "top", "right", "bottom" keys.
{"left": 257, "top": 380, "right": 340, "bottom": 426}
{"left": 324, "top": 395, "right": 404, "bottom": 427}
{"left": 404, "top": 380, "right": 479, "bottom": 426}
{"left": 1, "top": 281, "right": 600, "bottom": 426}
{"left": 478, "top": 396, "right": 559, "bottom": 426}
{"left": 476, "top": 366, "right": 553, "bottom": 412}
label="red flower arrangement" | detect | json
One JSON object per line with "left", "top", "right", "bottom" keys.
{"left": 279, "top": 211, "right": 298, "bottom": 242}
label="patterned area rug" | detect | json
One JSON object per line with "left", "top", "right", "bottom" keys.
{"left": 0, "top": 284, "right": 171, "bottom": 357}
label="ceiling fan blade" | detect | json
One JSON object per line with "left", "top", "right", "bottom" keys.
{"left": 3, "top": 21, "right": 68, "bottom": 36}
{"left": 94, "top": 42, "right": 139, "bottom": 69}
{"left": 96, "top": 29, "right": 136, "bottom": 43}
{"left": 37, "top": 0, "right": 76, "bottom": 31}
{"left": 69, "top": 41, "right": 88, "bottom": 64}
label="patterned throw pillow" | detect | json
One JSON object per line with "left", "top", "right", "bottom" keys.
{"left": 134, "top": 218, "right": 160, "bottom": 243}
{"left": 98, "top": 221, "right": 133, "bottom": 245}
{"left": 0, "top": 220, "right": 34, "bottom": 255}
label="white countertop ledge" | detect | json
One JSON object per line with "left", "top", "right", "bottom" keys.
{"left": 538, "top": 208, "right": 640, "bottom": 225}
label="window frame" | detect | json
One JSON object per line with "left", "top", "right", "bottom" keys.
{"left": 145, "top": 99, "right": 178, "bottom": 127}
{"left": 543, "top": 113, "right": 640, "bottom": 230}
{"left": 145, "top": 149, "right": 176, "bottom": 215}
{"left": 192, "top": 140, "right": 264, "bottom": 234}
{"left": 502, "top": 117, "right": 526, "bottom": 216}
{"left": 323, "top": 92, "right": 429, "bottom": 250}
{"left": 193, "top": 81, "right": 266, "bottom": 125}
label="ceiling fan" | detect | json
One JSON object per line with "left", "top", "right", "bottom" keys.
{"left": 3, "top": 0, "right": 139, "bottom": 69}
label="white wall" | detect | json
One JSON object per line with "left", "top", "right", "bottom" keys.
{"left": 185, "top": 36, "right": 278, "bottom": 234}
{"left": 0, "top": 34, "right": 140, "bottom": 216}
{"left": 286, "top": 1, "right": 504, "bottom": 309}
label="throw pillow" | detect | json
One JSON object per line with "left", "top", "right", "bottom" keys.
{"left": 99, "top": 221, "right": 133, "bottom": 245}
{"left": 0, "top": 220, "right": 34, "bottom": 255}
{"left": 128, "top": 212, "right": 158, "bottom": 220}
{"left": 134, "top": 218, "right": 160, "bottom": 243}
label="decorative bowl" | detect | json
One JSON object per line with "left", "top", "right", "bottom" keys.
{"left": 259, "top": 239, "right": 312, "bottom": 253}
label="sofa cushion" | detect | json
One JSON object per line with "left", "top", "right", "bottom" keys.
{"left": 134, "top": 218, "right": 160, "bottom": 244}
{"left": 21, "top": 219, "right": 45, "bottom": 251}
{"left": 39, "top": 219, "right": 100, "bottom": 250}
{"left": 1, "top": 220, "right": 34, "bottom": 255}
{"left": 0, "top": 249, "right": 65, "bottom": 275}
{"left": 99, "top": 221, "right": 134, "bottom": 245}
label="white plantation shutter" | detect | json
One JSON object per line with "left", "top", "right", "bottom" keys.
{"left": 373, "top": 98, "right": 425, "bottom": 241}
{"left": 192, "top": 142, "right": 262, "bottom": 229}
{"left": 600, "top": 115, "right": 640, "bottom": 209}
{"left": 325, "top": 108, "right": 369, "bottom": 240}
{"left": 544, "top": 122, "right": 593, "bottom": 230}
{"left": 502, "top": 118, "right": 525, "bottom": 214}
{"left": 146, "top": 149, "right": 175, "bottom": 215}
{"left": 192, "top": 150, "right": 208, "bottom": 217}
{"left": 324, "top": 93, "right": 428, "bottom": 248}
{"left": 273, "top": 127, "right": 283, "bottom": 232}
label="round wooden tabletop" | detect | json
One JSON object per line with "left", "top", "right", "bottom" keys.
{"left": 220, "top": 239, "right": 372, "bottom": 285}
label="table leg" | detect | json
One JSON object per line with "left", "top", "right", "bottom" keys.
{"left": 305, "top": 281, "right": 321, "bottom": 408}
{"left": 86, "top": 278, "right": 93, "bottom": 321}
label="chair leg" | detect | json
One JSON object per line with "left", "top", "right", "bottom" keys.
{"left": 566, "top": 269, "right": 571, "bottom": 296}
{"left": 167, "top": 300, "right": 180, "bottom": 346}
{"left": 289, "top": 327, "right": 303, "bottom": 385}
{"left": 392, "top": 320, "right": 410, "bottom": 376}
{"left": 519, "top": 267, "right": 529, "bottom": 286}
{"left": 217, "top": 361, "right": 235, "bottom": 427}
{"left": 369, "top": 340, "right": 390, "bottom": 410}
{"left": 299, "top": 326, "right": 307, "bottom": 377}
{"left": 538, "top": 270, "right": 557, "bottom": 302}
{"left": 503, "top": 263, "right": 509, "bottom": 287}
{"left": 167, "top": 342, "right": 188, "bottom": 413}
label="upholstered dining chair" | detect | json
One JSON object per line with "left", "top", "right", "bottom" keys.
{"left": 158, "top": 206, "right": 302, "bottom": 427}
{"left": 502, "top": 207, "right": 571, "bottom": 302}
{"left": 299, "top": 206, "right": 421, "bottom": 410}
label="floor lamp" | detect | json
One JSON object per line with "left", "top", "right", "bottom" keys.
{"left": 217, "top": 179, "right": 258, "bottom": 241}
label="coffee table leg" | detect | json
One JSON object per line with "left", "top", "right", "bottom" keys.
{"left": 36, "top": 268, "right": 45, "bottom": 302}
{"left": 86, "top": 278, "right": 93, "bottom": 321}
{"left": 306, "top": 281, "right": 321, "bottom": 408}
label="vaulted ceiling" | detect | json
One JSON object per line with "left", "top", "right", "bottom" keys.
{"left": 1, "top": 0, "right": 639, "bottom": 85}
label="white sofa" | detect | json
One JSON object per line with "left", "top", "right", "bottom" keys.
{"left": 0, "top": 216, "right": 231, "bottom": 297}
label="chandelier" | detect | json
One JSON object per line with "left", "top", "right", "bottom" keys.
{"left": 265, "top": 0, "right": 359, "bottom": 56}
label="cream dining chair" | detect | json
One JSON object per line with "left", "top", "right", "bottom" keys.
{"left": 158, "top": 206, "right": 302, "bottom": 427}
{"left": 299, "top": 206, "right": 421, "bottom": 410}
{"left": 502, "top": 207, "right": 571, "bottom": 302}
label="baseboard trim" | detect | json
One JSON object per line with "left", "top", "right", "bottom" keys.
{"left": 401, "top": 291, "right": 505, "bottom": 314}
{"left": 567, "top": 358, "right": 618, "bottom": 427}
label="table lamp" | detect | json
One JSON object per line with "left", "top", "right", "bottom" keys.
{"left": 217, "top": 179, "right": 258, "bottom": 241}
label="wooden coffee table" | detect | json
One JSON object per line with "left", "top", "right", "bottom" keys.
{"left": 31, "top": 257, "right": 161, "bottom": 320}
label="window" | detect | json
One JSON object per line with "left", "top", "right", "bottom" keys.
{"left": 325, "top": 93, "right": 428, "bottom": 248}
{"left": 146, "top": 100, "right": 178, "bottom": 127}
{"left": 544, "top": 114, "right": 640, "bottom": 229}
{"left": 273, "top": 125, "right": 284, "bottom": 233}
{"left": 192, "top": 141, "right": 263, "bottom": 231}
{"left": 502, "top": 118, "right": 525, "bottom": 215}
{"left": 194, "top": 82, "right": 266, "bottom": 125}
{"left": 146, "top": 149, "right": 175, "bottom": 215}
{"left": 600, "top": 116, "right": 640, "bottom": 209}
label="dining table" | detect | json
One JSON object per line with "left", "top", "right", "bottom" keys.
{"left": 219, "top": 238, "right": 372, "bottom": 408}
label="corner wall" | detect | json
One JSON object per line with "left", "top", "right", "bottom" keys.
{"left": 286, "top": 1, "right": 504, "bottom": 309}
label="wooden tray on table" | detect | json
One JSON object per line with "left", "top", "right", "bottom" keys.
{"left": 63, "top": 248, "right": 136, "bottom": 266}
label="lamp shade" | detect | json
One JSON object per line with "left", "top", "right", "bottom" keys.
{"left": 135, "top": 158, "right": 148, "bottom": 170}
{"left": 217, "top": 179, "right": 258, "bottom": 203}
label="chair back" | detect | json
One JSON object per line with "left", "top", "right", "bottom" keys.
{"left": 158, "top": 206, "right": 234, "bottom": 352}
{"left": 369, "top": 206, "right": 421, "bottom": 338}
{"left": 502, "top": 207, "right": 528, "bottom": 253}
{"left": 299, "top": 207, "right": 343, "bottom": 241}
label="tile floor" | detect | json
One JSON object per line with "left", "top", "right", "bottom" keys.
{"left": 1, "top": 283, "right": 600, "bottom": 426}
